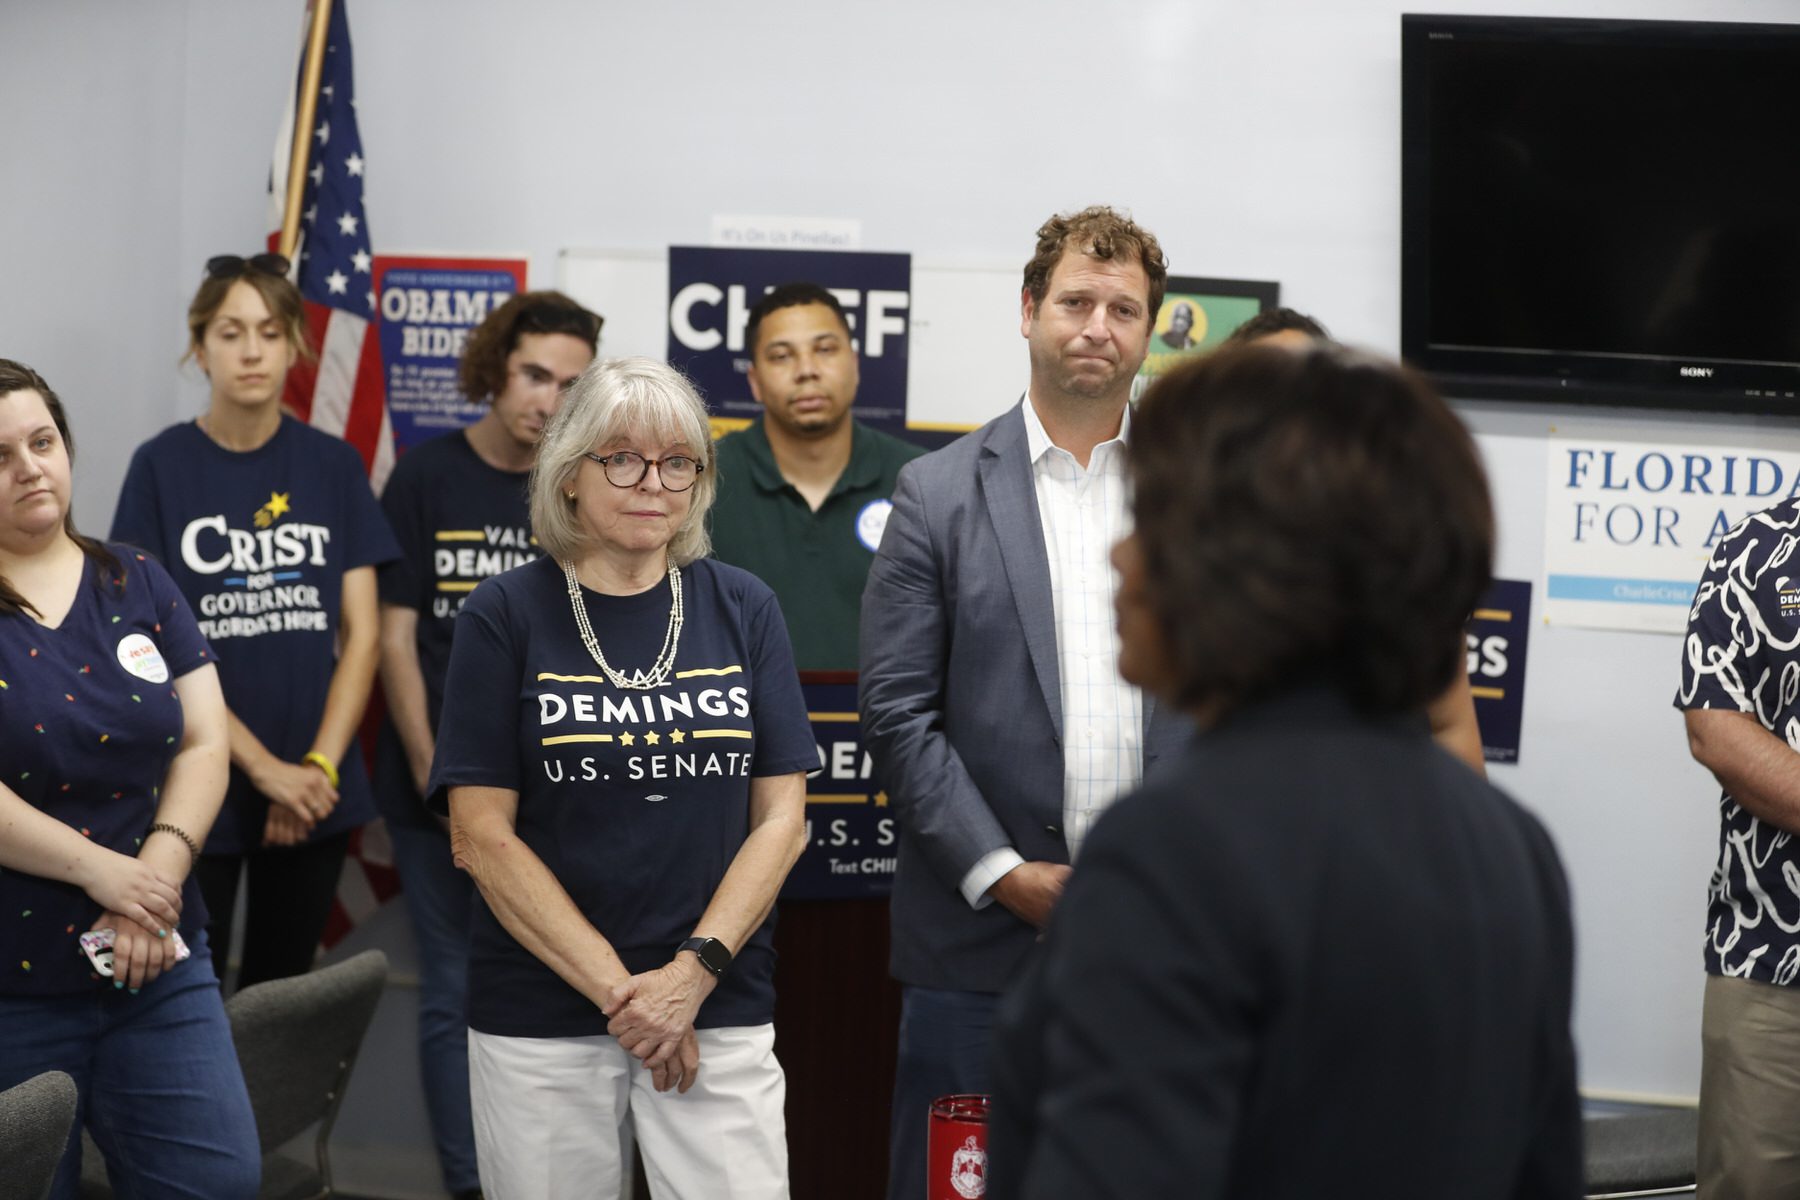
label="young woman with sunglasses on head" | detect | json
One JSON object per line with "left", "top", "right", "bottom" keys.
{"left": 0, "top": 359, "right": 259, "bottom": 1197}
{"left": 109, "top": 254, "right": 398, "bottom": 991}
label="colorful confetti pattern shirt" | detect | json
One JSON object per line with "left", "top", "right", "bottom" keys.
{"left": 0, "top": 548, "right": 213, "bottom": 994}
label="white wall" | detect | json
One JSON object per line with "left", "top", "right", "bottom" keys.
{"left": 7, "top": 0, "right": 1793, "bottom": 1176}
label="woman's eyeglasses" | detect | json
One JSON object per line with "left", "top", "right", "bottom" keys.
{"left": 584, "top": 451, "right": 704, "bottom": 492}
{"left": 204, "top": 253, "right": 292, "bottom": 280}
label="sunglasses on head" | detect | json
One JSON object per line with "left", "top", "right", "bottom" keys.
{"left": 204, "top": 253, "right": 291, "bottom": 280}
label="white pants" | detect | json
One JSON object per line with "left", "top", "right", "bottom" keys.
{"left": 468, "top": 1024, "right": 789, "bottom": 1200}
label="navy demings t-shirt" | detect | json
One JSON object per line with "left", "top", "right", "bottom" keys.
{"left": 429, "top": 555, "right": 816, "bottom": 1038}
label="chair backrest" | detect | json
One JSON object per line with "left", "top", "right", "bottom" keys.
{"left": 226, "top": 949, "right": 388, "bottom": 1165}
{"left": 1584, "top": 1107, "right": 1699, "bottom": 1198}
{"left": 0, "top": 1070, "right": 78, "bottom": 1200}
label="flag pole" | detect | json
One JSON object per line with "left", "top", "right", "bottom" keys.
{"left": 278, "top": 0, "right": 335, "bottom": 260}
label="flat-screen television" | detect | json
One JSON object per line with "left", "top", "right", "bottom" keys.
{"left": 1401, "top": 15, "right": 1800, "bottom": 414}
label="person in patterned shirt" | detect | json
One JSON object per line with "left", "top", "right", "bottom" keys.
{"left": 1678, "top": 498, "right": 1800, "bottom": 1199}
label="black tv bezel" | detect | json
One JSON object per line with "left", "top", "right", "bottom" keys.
{"left": 1400, "top": 13, "right": 1800, "bottom": 416}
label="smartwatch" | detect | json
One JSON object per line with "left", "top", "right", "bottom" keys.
{"left": 678, "top": 936, "right": 732, "bottom": 978}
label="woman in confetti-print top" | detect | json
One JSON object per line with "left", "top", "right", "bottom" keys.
{"left": 0, "top": 359, "right": 257, "bottom": 1198}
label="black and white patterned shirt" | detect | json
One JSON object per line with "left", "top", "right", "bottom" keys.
{"left": 1676, "top": 498, "right": 1800, "bottom": 983}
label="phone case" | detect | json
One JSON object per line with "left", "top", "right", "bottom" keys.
{"left": 77, "top": 926, "right": 191, "bottom": 978}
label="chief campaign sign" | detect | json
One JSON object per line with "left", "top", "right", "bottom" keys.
{"left": 1542, "top": 438, "right": 1800, "bottom": 633}
{"left": 665, "top": 247, "right": 911, "bottom": 432}
{"left": 375, "top": 254, "right": 528, "bottom": 452}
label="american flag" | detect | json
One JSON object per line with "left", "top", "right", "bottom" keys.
{"left": 268, "top": 0, "right": 401, "bottom": 948}
{"left": 267, "top": 0, "right": 396, "bottom": 491}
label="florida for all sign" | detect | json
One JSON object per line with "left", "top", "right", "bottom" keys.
{"left": 1543, "top": 438, "right": 1800, "bottom": 633}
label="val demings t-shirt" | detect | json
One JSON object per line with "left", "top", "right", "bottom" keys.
{"left": 429, "top": 555, "right": 816, "bottom": 1038}
{"left": 0, "top": 548, "right": 214, "bottom": 995}
{"left": 377, "top": 430, "right": 536, "bottom": 732}
{"left": 109, "top": 418, "right": 399, "bottom": 853}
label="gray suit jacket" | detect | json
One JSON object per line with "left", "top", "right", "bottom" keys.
{"left": 859, "top": 401, "right": 1192, "bottom": 993}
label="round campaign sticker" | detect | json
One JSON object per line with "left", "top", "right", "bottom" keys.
{"left": 116, "top": 633, "right": 170, "bottom": 684}
{"left": 856, "top": 499, "right": 895, "bottom": 552}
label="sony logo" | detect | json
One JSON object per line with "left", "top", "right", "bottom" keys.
{"left": 1680, "top": 366, "right": 1714, "bottom": 378}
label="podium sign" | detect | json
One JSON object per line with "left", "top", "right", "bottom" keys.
{"left": 784, "top": 675, "right": 894, "bottom": 899}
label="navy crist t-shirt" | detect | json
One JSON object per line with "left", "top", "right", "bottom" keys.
{"left": 429, "top": 555, "right": 816, "bottom": 1038}
{"left": 0, "top": 548, "right": 214, "bottom": 995}
{"left": 109, "top": 418, "right": 399, "bottom": 854}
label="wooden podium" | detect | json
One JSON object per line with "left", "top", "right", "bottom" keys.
{"left": 776, "top": 670, "right": 903, "bottom": 1199}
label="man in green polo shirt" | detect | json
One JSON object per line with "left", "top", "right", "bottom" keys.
{"left": 710, "top": 282, "right": 924, "bottom": 670}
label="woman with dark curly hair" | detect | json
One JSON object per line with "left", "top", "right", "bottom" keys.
{"left": 990, "top": 343, "right": 1582, "bottom": 1199}
{"left": 1222, "top": 306, "right": 1489, "bottom": 774}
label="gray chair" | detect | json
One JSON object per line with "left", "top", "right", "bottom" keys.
{"left": 0, "top": 1070, "right": 78, "bottom": 1200}
{"left": 229, "top": 948, "right": 389, "bottom": 1200}
{"left": 78, "top": 949, "right": 389, "bottom": 1200}
{"left": 1585, "top": 1106, "right": 1699, "bottom": 1199}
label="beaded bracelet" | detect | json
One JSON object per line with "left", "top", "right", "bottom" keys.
{"left": 149, "top": 821, "right": 200, "bottom": 863}
{"left": 303, "top": 752, "right": 340, "bottom": 789}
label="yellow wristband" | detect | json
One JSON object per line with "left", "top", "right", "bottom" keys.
{"left": 303, "top": 752, "right": 340, "bottom": 789}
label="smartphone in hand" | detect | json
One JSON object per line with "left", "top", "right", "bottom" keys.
{"left": 77, "top": 926, "right": 191, "bottom": 978}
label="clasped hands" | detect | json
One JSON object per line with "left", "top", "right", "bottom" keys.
{"left": 81, "top": 848, "right": 184, "bottom": 992}
{"left": 258, "top": 756, "right": 340, "bottom": 846}
{"left": 603, "top": 957, "right": 715, "bottom": 1094}
{"left": 990, "top": 860, "right": 1071, "bottom": 930}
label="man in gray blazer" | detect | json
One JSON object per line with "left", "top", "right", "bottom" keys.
{"left": 861, "top": 206, "right": 1193, "bottom": 1200}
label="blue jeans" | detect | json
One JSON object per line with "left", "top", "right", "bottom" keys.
{"left": 386, "top": 814, "right": 480, "bottom": 1193}
{"left": 886, "top": 986, "right": 998, "bottom": 1200}
{"left": 0, "top": 934, "right": 260, "bottom": 1200}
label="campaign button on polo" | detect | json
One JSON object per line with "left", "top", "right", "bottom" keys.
{"left": 856, "top": 499, "right": 894, "bottom": 552}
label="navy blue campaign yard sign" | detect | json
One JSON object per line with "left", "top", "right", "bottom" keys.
{"left": 783, "top": 675, "right": 893, "bottom": 899}
{"left": 666, "top": 247, "right": 911, "bottom": 433}
{"left": 1468, "top": 578, "right": 1533, "bottom": 765}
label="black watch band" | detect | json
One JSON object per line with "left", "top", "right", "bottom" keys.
{"left": 678, "top": 936, "right": 732, "bottom": 978}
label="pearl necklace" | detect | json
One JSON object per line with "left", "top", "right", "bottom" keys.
{"left": 561, "top": 559, "right": 683, "bottom": 690}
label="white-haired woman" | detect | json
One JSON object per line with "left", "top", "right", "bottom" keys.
{"left": 430, "top": 357, "right": 813, "bottom": 1199}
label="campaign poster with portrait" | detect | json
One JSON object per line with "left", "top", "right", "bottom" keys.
{"left": 374, "top": 254, "right": 529, "bottom": 453}
{"left": 665, "top": 246, "right": 911, "bottom": 435}
{"left": 1137, "top": 275, "right": 1280, "bottom": 387}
